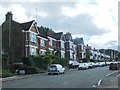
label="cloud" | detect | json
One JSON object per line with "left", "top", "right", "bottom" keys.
{"left": 0, "top": 1, "right": 119, "bottom": 50}
{"left": 104, "top": 41, "right": 118, "bottom": 50}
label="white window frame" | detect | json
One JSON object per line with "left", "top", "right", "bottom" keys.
{"left": 49, "top": 38, "right": 53, "bottom": 46}
{"left": 30, "top": 47, "right": 36, "bottom": 55}
{"left": 40, "top": 49, "right": 46, "bottom": 55}
{"left": 41, "top": 39, "right": 45, "bottom": 47}
{"left": 30, "top": 33, "right": 36, "bottom": 43}
{"left": 61, "top": 41, "right": 64, "bottom": 48}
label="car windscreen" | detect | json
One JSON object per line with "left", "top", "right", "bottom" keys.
{"left": 50, "top": 66, "right": 56, "bottom": 68}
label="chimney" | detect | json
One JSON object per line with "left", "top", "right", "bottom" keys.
{"left": 6, "top": 11, "right": 13, "bottom": 21}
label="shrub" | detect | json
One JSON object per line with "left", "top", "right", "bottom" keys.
{"left": 25, "top": 66, "right": 38, "bottom": 74}
{"left": 52, "top": 56, "right": 68, "bottom": 67}
{"left": 2, "top": 70, "right": 13, "bottom": 78}
{"left": 9, "top": 63, "right": 28, "bottom": 73}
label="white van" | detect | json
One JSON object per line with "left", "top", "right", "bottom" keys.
{"left": 48, "top": 64, "right": 65, "bottom": 75}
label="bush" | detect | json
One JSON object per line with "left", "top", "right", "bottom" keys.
{"left": 9, "top": 63, "right": 28, "bottom": 73}
{"left": 25, "top": 66, "right": 38, "bottom": 74}
{"left": 2, "top": 70, "right": 13, "bottom": 78}
{"left": 52, "top": 56, "right": 68, "bottom": 67}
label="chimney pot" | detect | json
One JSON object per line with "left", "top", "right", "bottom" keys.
{"left": 6, "top": 11, "right": 13, "bottom": 21}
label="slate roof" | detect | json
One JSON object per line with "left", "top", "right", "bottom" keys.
{"left": 2, "top": 19, "right": 34, "bottom": 32}
{"left": 64, "top": 32, "right": 73, "bottom": 41}
{"left": 20, "top": 20, "right": 34, "bottom": 30}
{"left": 37, "top": 27, "right": 48, "bottom": 39}
{"left": 52, "top": 32, "right": 63, "bottom": 40}
{"left": 73, "top": 37, "right": 84, "bottom": 45}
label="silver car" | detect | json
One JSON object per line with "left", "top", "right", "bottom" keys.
{"left": 48, "top": 64, "right": 65, "bottom": 75}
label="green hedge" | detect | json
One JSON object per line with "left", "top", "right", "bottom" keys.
{"left": 2, "top": 70, "right": 14, "bottom": 78}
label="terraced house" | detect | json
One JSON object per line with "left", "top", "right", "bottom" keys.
{"left": 2, "top": 12, "right": 118, "bottom": 64}
{"left": 64, "top": 32, "right": 76, "bottom": 60}
{"left": 2, "top": 12, "right": 66, "bottom": 64}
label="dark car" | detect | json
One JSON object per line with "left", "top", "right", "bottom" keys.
{"left": 109, "top": 62, "right": 120, "bottom": 70}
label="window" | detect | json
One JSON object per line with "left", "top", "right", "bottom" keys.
{"left": 70, "top": 42, "right": 72, "bottom": 49}
{"left": 74, "top": 54, "right": 76, "bottom": 60}
{"left": 70, "top": 52, "right": 73, "bottom": 59}
{"left": 30, "top": 47, "right": 36, "bottom": 55}
{"left": 41, "top": 39, "right": 45, "bottom": 47}
{"left": 40, "top": 50, "right": 46, "bottom": 55}
{"left": 30, "top": 33, "right": 36, "bottom": 42}
{"left": 49, "top": 38, "right": 52, "bottom": 46}
{"left": 61, "top": 41, "right": 64, "bottom": 48}
{"left": 61, "top": 52, "right": 65, "bottom": 58}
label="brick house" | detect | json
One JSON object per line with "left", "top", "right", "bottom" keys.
{"left": 2, "top": 12, "right": 66, "bottom": 64}
{"left": 64, "top": 32, "right": 77, "bottom": 60}
{"left": 52, "top": 32, "right": 65, "bottom": 58}
{"left": 2, "top": 12, "right": 40, "bottom": 63}
{"left": 74, "top": 37, "right": 86, "bottom": 61}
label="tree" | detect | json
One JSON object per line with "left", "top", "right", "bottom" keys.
{"left": 38, "top": 26, "right": 55, "bottom": 36}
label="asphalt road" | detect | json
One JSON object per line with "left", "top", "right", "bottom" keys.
{"left": 2, "top": 66, "right": 114, "bottom": 88}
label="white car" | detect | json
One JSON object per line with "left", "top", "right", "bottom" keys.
{"left": 87, "top": 62, "right": 95, "bottom": 68}
{"left": 78, "top": 63, "right": 89, "bottom": 70}
{"left": 48, "top": 64, "right": 65, "bottom": 75}
{"left": 94, "top": 62, "right": 103, "bottom": 67}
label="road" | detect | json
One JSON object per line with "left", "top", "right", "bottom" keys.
{"left": 2, "top": 66, "right": 115, "bottom": 88}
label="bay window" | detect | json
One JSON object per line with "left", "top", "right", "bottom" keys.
{"left": 61, "top": 41, "right": 64, "bottom": 48}
{"left": 30, "top": 33, "right": 36, "bottom": 43}
{"left": 49, "top": 38, "right": 52, "bottom": 46}
{"left": 41, "top": 39, "right": 45, "bottom": 47}
{"left": 30, "top": 47, "right": 36, "bottom": 55}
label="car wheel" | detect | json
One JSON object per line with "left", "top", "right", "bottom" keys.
{"left": 57, "top": 72, "right": 59, "bottom": 75}
{"left": 48, "top": 73, "right": 51, "bottom": 75}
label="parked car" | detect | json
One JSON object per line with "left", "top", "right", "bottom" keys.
{"left": 69, "top": 60, "right": 80, "bottom": 69}
{"left": 95, "top": 62, "right": 106, "bottom": 67}
{"left": 94, "top": 62, "right": 102, "bottom": 67}
{"left": 106, "top": 62, "right": 113, "bottom": 66}
{"left": 48, "top": 64, "right": 65, "bottom": 75}
{"left": 87, "top": 62, "right": 95, "bottom": 68}
{"left": 109, "top": 62, "right": 120, "bottom": 70}
{"left": 78, "top": 63, "right": 89, "bottom": 70}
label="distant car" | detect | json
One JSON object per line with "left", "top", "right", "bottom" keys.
{"left": 94, "top": 62, "right": 102, "bottom": 67}
{"left": 106, "top": 62, "right": 113, "bottom": 66}
{"left": 95, "top": 62, "right": 106, "bottom": 67}
{"left": 87, "top": 62, "right": 95, "bottom": 68}
{"left": 78, "top": 63, "right": 89, "bottom": 70}
{"left": 69, "top": 60, "right": 80, "bottom": 69}
{"left": 109, "top": 62, "right": 120, "bottom": 70}
{"left": 48, "top": 64, "right": 65, "bottom": 75}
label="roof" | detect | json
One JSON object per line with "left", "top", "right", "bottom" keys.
{"left": 52, "top": 32, "right": 63, "bottom": 40}
{"left": 37, "top": 28, "right": 47, "bottom": 39}
{"left": 2, "top": 20, "right": 22, "bottom": 30}
{"left": 20, "top": 20, "right": 34, "bottom": 30}
{"left": 73, "top": 37, "right": 84, "bottom": 45}
{"left": 64, "top": 32, "right": 73, "bottom": 41}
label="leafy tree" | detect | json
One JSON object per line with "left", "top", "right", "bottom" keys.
{"left": 38, "top": 26, "right": 55, "bottom": 36}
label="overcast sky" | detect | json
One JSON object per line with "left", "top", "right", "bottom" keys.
{"left": 0, "top": 0, "right": 119, "bottom": 50}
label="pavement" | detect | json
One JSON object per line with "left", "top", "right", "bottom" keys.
{"left": 98, "top": 70, "right": 120, "bottom": 89}
{"left": 0, "top": 72, "right": 46, "bottom": 82}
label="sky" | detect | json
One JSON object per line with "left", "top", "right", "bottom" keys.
{"left": 0, "top": 0, "right": 119, "bottom": 51}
